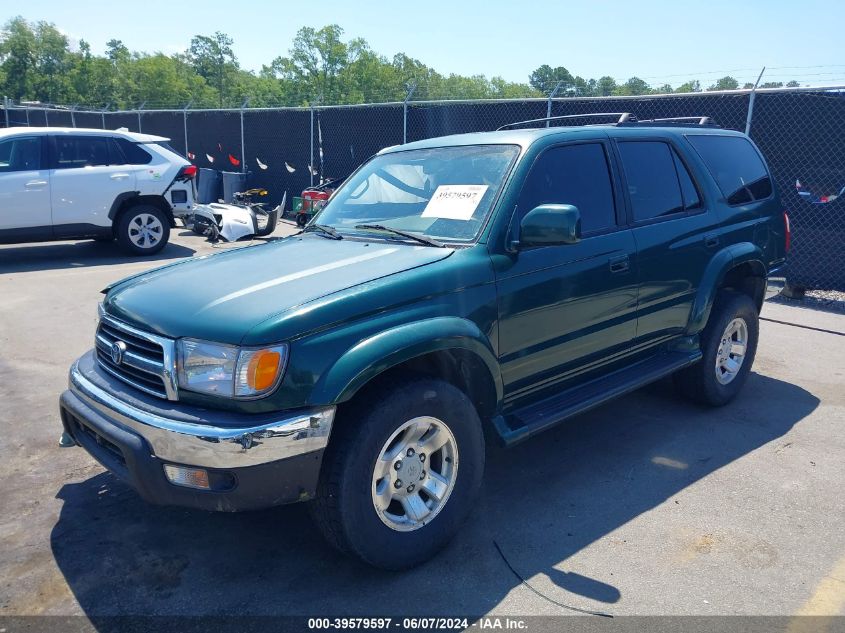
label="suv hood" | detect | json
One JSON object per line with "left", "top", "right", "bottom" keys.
{"left": 104, "top": 236, "right": 453, "bottom": 344}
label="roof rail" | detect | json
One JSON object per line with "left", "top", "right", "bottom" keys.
{"left": 625, "top": 116, "right": 718, "bottom": 127}
{"left": 496, "top": 112, "right": 635, "bottom": 131}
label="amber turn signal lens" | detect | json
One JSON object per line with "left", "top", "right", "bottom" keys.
{"left": 247, "top": 350, "right": 281, "bottom": 392}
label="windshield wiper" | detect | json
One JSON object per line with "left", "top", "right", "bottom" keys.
{"left": 354, "top": 224, "right": 446, "bottom": 248}
{"left": 302, "top": 223, "right": 342, "bottom": 240}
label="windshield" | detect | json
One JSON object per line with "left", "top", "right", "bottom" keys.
{"left": 314, "top": 144, "right": 519, "bottom": 243}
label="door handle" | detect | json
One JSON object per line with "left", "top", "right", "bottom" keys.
{"left": 704, "top": 233, "right": 720, "bottom": 248}
{"left": 609, "top": 254, "right": 630, "bottom": 273}
{"left": 25, "top": 180, "right": 48, "bottom": 188}
{"left": 110, "top": 173, "right": 130, "bottom": 180}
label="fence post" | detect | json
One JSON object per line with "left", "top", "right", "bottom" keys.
{"left": 25, "top": 105, "right": 30, "bottom": 126}
{"left": 3, "top": 96, "right": 9, "bottom": 128}
{"left": 137, "top": 101, "right": 145, "bottom": 133}
{"left": 101, "top": 103, "right": 110, "bottom": 129}
{"left": 183, "top": 101, "right": 191, "bottom": 157}
{"left": 70, "top": 105, "right": 76, "bottom": 128}
{"left": 44, "top": 107, "right": 49, "bottom": 126}
{"left": 745, "top": 67, "right": 765, "bottom": 136}
{"left": 546, "top": 81, "right": 564, "bottom": 126}
{"left": 240, "top": 98, "right": 249, "bottom": 174}
{"left": 403, "top": 82, "right": 417, "bottom": 144}
{"left": 309, "top": 105, "right": 315, "bottom": 187}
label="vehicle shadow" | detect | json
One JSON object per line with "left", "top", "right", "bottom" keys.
{"left": 50, "top": 372, "right": 817, "bottom": 618}
{"left": 0, "top": 240, "right": 197, "bottom": 274}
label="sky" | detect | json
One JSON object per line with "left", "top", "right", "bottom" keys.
{"left": 14, "top": 0, "right": 845, "bottom": 88}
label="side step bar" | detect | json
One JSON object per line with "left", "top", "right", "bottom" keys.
{"left": 494, "top": 350, "right": 701, "bottom": 447}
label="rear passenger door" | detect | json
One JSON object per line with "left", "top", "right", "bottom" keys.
{"left": 613, "top": 138, "right": 721, "bottom": 342}
{"left": 495, "top": 140, "right": 638, "bottom": 406}
{"left": 48, "top": 135, "right": 137, "bottom": 236}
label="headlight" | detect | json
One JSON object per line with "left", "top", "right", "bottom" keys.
{"left": 177, "top": 339, "right": 288, "bottom": 398}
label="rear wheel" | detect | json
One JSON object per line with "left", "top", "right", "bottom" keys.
{"left": 116, "top": 205, "right": 170, "bottom": 255}
{"left": 674, "top": 290, "right": 759, "bottom": 406}
{"left": 310, "top": 377, "right": 485, "bottom": 569}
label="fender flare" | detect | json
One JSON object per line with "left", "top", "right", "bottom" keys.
{"left": 687, "top": 242, "right": 767, "bottom": 334}
{"left": 311, "top": 317, "right": 503, "bottom": 407}
{"left": 107, "top": 191, "right": 141, "bottom": 221}
{"left": 108, "top": 192, "right": 175, "bottom": 227}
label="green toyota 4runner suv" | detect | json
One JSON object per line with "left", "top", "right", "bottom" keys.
{"left": 59, "top": 115, "right": 788, "bottom": 569}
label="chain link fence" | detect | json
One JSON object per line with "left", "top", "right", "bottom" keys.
{"left": 3, "top": 88, "right": 844, "bottom": 290}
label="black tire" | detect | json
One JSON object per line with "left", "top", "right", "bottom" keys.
{"left": 674, "top": 290, "right": 759, "bottom": 406}
{"left": 310, "top": 377, "right": 485, "bottom": 570}
{"left": 115, "top": 205, "right": 170, "bottom": 255}
{"left": 296, "top": 213, "right": 308, "bottom": 227}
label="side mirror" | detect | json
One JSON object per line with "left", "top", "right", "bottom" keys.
{"left": 518, "top": 204, "right": 581, "bottom": 247}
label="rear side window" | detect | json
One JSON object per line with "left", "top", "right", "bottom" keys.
{"left": 113, "top": 138, "right": 153, "bottom": 165}
{"left": 53, "top": 136, "right": 113, "bottom": 168}
{"left": 0, "top": 137, "right": 41, "bottom": 172}
{"left": 617, "top": 141, "right": 694, "bottom": 222}
{"left": 519, "top": 143, "right": 616, "bottom": 234}
{"left": 686, "top": 135, "right": 772, "bottom": 205}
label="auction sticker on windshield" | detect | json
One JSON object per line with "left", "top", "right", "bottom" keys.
{"left": 421, "top": 185, "right": 489, "bottom": 220}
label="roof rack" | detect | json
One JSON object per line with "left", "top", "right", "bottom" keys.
{"left": 496, "top": 113, "right": 719, "bottom": 131}
{"left": 496, "top": 112, "right": 635, "bottom": 131}
{"left": 625, "top": 116, "right": 718, "bottom": 127}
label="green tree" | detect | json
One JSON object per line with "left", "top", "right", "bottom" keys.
{"left": 271, "top": 25, "right": 349, "bottom": 104}
{"left": 0, "top": 16, "right": 37, "bottom": 100}
{"left": 188, "top": 31, "right": 237, "bottom": 106}
{"left": 675, "top": 80, "right": 701, "bottom": 93}
{"left": 596, "top": 76, "right": 617, "bottom": 96}
{"left": 33, "top": 21, "right": 70, "bottom": 102}
{"left": 528, "top": 64, "right": 574, "bottom": 93}
{"left": 707, "top": 76, "right": 739, "bottom": 91}
{"left": 614, "top": 76, "right": 652, "bottom": 95}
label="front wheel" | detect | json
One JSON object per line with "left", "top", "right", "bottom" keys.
{"left": 116, "top": 205, "right": 170, "bottom": 255}
{"left": 674, "top": 290, "right": 759, "bottom": 406}
{"left": 310, "top": 377, "right": 485, "bottom": 569}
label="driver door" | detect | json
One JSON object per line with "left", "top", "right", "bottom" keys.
{"left": 493, "top": 140, "right": 638, "bottom": 408}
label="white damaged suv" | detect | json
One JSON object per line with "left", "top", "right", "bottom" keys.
{"left": 0, "top": 127, "right": 196, "bottom": 255}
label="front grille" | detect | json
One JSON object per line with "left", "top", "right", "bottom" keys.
{"left": 95, "top": 315, "right": 175, "bottom": 400}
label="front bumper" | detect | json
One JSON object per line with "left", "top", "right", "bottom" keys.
{"left": 60, "top": 351, "right": 335, "bottom": 511}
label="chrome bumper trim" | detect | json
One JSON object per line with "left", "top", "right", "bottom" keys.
{"left": 68, "top": 359, "right": 334, "bottom": 469}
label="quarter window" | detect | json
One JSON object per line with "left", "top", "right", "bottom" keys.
{"left": 519, "top": 143, "right": 617, "bottom": 234}
{"left": 686, "top": 135, "right": 772, "bottom": 205}
{"left": 0, "top": 137, "right": 41, "bottom": 172}
{"left": 114, "top": 138, "right": 153, "bottom": 165}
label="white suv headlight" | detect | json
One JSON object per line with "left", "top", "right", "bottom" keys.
{"left": 176, "top": 338, "right": 288, "bottom": 398}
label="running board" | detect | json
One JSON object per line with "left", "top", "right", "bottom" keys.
{"left": 494, "top": 350, "right": 701, "bottom": 447}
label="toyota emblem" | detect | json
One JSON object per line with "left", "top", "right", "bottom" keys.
{"left": 110, "top": 340, "right": 127, "bottom": 365}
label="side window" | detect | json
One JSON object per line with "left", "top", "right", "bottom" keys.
{"left": 0, "top": 137, "right": 42, "bottom": 173}
{"left": 53, "top": 136, "right": 112, "bottom": 169}
{"left": 617, "top": 141, "right": 685, "bottom": 222}
{"left": 114, "top": 138, "right": 153, "bottom": 165}
{"left": 686, "top": 135, "right": 772, "bottom": 205}
{"left": 519, "top": 143, "right": 616, "bottom": 234}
